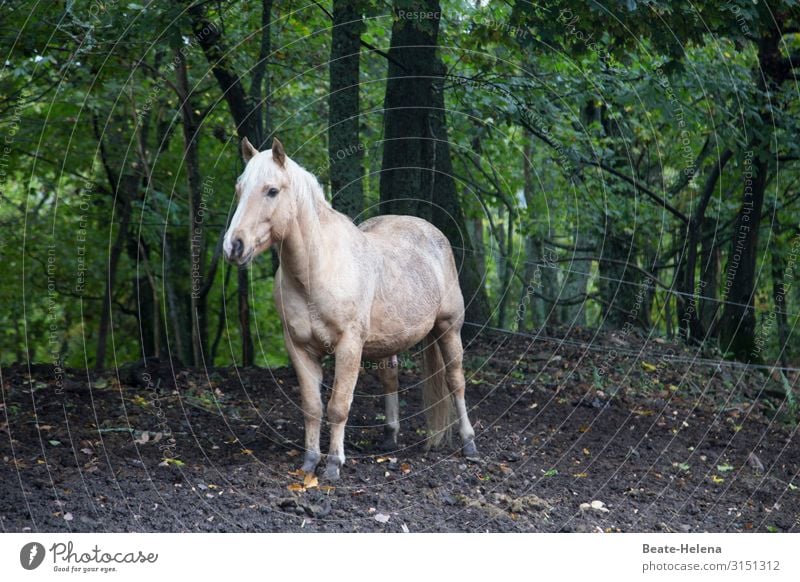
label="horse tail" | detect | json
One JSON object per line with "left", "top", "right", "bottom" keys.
{"left": 422, "top": 334, "right": 455, "bottom": 449}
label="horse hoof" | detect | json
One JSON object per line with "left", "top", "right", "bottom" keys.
{"left": 380, "top": 440, "right": 397, "bottom": 452}
{"left": 381, "top": 427, "right": 398, "bottom": 451}
{"left": 463, "top": 441, "right": 479, "bottom": 461}
{"left": 323, "top": 463, "right": 341, "bottom": 481}
{"left": 301, "top": 451, "right": 321, "bottom": 473}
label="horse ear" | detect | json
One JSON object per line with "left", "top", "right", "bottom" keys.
{"left": 241, "top": 137, "right": 258, "bottom": 163}
{"left": 272, "top": 137, "right": 286, "bottom": 168}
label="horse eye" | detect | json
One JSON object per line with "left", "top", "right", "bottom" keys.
{"left": 266, "top": 187, "right": 279, "bottom": 198}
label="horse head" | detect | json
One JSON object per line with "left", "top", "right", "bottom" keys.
{"left": 223, "top": 137, "right": 296, "bottom": 265}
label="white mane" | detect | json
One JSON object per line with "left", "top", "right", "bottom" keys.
{"left": 239, "top": 150, "right": 330, "bottom": 214}
{"left": 284, "top": 156, "right": 331, "bottom": 213}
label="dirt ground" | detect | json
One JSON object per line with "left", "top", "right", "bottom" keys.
{"left": 2, "top": 329, "right": 799, "bottom": 533}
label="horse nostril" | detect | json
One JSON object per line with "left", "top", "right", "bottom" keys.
{"left": 233, "top": 238, "right": 244, "bottom": 258}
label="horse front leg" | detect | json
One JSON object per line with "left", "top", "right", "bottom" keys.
{"left": 286, "top": 339, "right": 324, "bottom": 473}
{"left": 324, "top": 335, "right": 363, "bottom": 480}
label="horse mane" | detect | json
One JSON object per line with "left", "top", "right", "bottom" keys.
{"left": 285, "top": 157, "right": 331, "bottom": 215}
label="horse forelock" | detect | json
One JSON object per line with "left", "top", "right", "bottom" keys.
{"left": 240, "top": 151, "right": 329, "bottom": 212}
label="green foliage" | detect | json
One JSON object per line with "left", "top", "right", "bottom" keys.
{"left": 0, "top": 0, "right": 798, "bottom": 369}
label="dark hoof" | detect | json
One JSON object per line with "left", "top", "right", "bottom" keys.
{"left": 381, "top": 425, "right": 399, "bottom": 452}
{"left": 463, "top": 440, "right": 479, "bottom": 461}
{"left": 301, "top": 451, "right": 321, "bottom": 473}
{"left": 381, "top": 439, "right": 398, "bottom": 452}
{"left": 323, "top": 463, "right": 341, "bottom": 481}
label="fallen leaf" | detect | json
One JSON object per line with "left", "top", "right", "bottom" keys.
{"left": 63, "top": 512, "right": 73, "bottom": 521}
{"left": 400, "top": 463, "right": 411, "bottom": 475}
{"left": 712, "top": 475, "right": 725, "bottom": 484}
{"left": 240, "top": 449, "right": 254, "bottom": 456}
{"left": 303, "top": 472, "right": 319, "bottom": 489}
{"left": 48, "top": 440, "right": 61, "bottom": 446}
{"left": 641, "top": 361, "right": 657, "bottom": 373}
{"left": 130, "top": 395, "right": 148, "bottom": 406}
{"left": 134, "top": 431, "right": 150, "bottom": 445}
{"left": 573, "top": 472, "right": 588, "bottom": 478}
{"left": 374, "top": 513, "right": 390, "bottom": 524}
{"left": 159, "top": 458, "right": 185, "bottom": 467}
{"left": 287, "top": 483, "right": 304, "bottom": 492}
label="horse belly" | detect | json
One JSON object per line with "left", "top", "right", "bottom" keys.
{"left": 362, "top": 299, "right": 437, "bottom": 359}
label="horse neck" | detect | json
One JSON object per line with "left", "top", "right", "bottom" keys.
{"left": 277, "top": 174, "right": 331, "bottom": 292}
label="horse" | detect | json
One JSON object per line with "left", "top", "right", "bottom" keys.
{"left": 223, "top": 137, "right": 478, "bottom": 480}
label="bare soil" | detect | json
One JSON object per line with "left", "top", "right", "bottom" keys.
{"left": 1, "top": 330, "right": 798, "bottom": 533}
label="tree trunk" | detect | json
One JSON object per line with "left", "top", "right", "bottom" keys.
{"left": 176, "top": 47, "right": 207, "bottom": 367}
{"left": 560, "top": 238, "right": 591, "bottom": 327}
{"left": 719, "top": 28, "right": 784, "bottom": 362}
{"left": 496, "top": 209, "right": 514, "bottom": 329}
{"left": 699, "top": 233, "right": 721, "bottom": 332}
{"left": 380, "top": 0, "right": 489, "bottom": 328}
{"left": 379, "top": 1, "right": 440, "bottom": 218}
{"left": 163, "top": 234, "right": 189, "bottom": 364}
{"left": 238, "top": 268, "right": 254, "bottom": 366}
{"left": 95, "top": 179, "right": 133, "bottom": 370}
{"left": 718, "top": 150, "right": 768, "bottom": 360}
{"left": 770, "top": 223, "right": 790, "bottom": 367}
{"left": 598, "top": 224, "right": 642, "bottom": 329}
{"left": 428, "top": 62, "right": 490, "bottom": 327}
{"left": 329, "top": 0, "right": 364, "bottom": 220}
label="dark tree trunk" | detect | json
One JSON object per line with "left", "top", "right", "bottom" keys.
{"left": 770, "top": 221, "right": 790, "bottom": 367}
{"left": 718, "top": 150, "right": 768, "bottom": 360}
{"left": 380, "top": 0, "right": 490, "bottom": 328}
{"left": 95, "top": 178, "right": 134, "bottom": 370}
{"left": 163, "top": 235, "right": 189, "bottom": 363}
{"left": 379, "top": 0, "right": 440, "bottom": 218}
{"left": 598, "top": 224, "right": 642, "bottom": 329}
{"left": 329, "top": 0, "right": 364, "bottom": 220}
{"left": 699, "top": 233, "right": 721, "bottom": 332}
{"left": 428, "top": 64, "right": 491, "bottom": 327}
{"left": 678, "top": 149, "right": 732, "bottom": 343}
{"left": 496, "top": 209, "right": 514, "bottom": 330}
{"left": 719, "top": 27, "right": 785, "bottom": 362}
{"left": 238, "top": 268, "right": 254, "bottom": 366}
{"left": 176, "top": 47, "right": 207, "bottom": 367}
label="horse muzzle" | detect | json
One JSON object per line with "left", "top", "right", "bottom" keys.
{"left": 223, "top": 236, "right": 249, "bottom": 265}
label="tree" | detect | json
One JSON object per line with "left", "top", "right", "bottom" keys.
{"left": 380, "top": 0, "right": 490, "bottom": 327}
{"left": 328, "top": 0, "right": 365, "bottom": 220}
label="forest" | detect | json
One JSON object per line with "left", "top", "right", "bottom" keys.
{"left": 1, "top": 0, "right": 798, "bottom": 372}
{"left": 1, "top": 0, "right": 800, "bottom": 533}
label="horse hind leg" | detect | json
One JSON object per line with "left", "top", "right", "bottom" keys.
{"left": 376, "top": 356, "right": 400, "bottom": 451}
{"left": 434, "top": 326, "right": 478, "bottom": 459}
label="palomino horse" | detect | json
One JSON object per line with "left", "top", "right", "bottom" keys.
{"left": 223, "top": 137, "right": 478, "bottom": 480}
